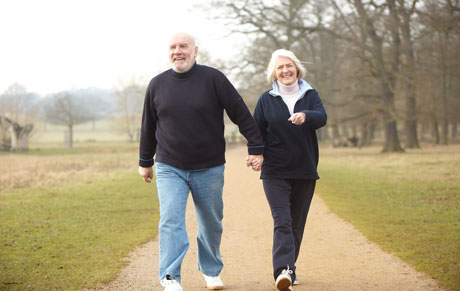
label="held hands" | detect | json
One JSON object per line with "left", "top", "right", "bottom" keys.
{"left": 246, "top": 154, "right": 263, "bottom": 171}
{"left": 139, "top": 166, "right": 153, "bottom": 183}
{"left": 288, "top": 112, "right": 306, "bottom": 125}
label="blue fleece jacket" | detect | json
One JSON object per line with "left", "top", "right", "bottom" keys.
{"left": 253, "top": 79, "right": 327, "bottom": 179}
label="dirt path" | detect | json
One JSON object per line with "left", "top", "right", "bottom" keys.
{"left": 93, "top": 146, "right": 445, "bottom": 291}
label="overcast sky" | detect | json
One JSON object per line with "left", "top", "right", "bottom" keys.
{"left": 0, "top": 0, "right": 237, "bottom": 96}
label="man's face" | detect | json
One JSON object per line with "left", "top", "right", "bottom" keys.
{"left": 168, "top": 33, "right": 198, "bottom": 73}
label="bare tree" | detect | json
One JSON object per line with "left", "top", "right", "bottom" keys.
{"left": 205, "top": 0, "right": 405, "bottom": 150}
{"left": 204, "top": 0, "right": 322, "bottom": 108}
{"left": 0, "top": 83, "right": 38, "bottom": 151}
{"left": 44, "top": 91, "right": 106, "bottom": 148}
{"left": 203, "top": 0, "right": 459, "bottom": 150}
{"left": 398, "top": 0, "right": 421, "bottom": 148}
{"left": 112, "top": 81, "right": 146, "bottom": 142}
{"left": 417, "top": 0, "right": 460, "bottom": 145}
{"left": 329, "top": 0, "right": 405, "bottom": 152}
{"left": 0, "top": 116, "right": 34, "bottom": 151}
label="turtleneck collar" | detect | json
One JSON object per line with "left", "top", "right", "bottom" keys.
{"left": 269, "top": 79, "right": 314, "bottom": 100}
{"left": 278, "top": 81, "right": 300, "bottom": 95}
{"left": 170, "top": 62, "right": 197, "bottom": 79}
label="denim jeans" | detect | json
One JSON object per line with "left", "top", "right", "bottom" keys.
{"left": 155, "top": 162, "right": 225, "bottom": 282}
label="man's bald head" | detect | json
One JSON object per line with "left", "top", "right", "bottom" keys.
{"left": 169, "top": 32, "right": 196, "bottom": 46}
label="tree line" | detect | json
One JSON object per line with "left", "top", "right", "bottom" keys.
{"left": 0, "top": 82, "right": 145, "bottom": 151}
{"left": 202, "top": 0, "right": 459, "bottom": 152}
{"left": 1, "top": 1, "right": 458, "bottom": 152}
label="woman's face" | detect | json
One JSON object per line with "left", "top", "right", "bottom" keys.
{"left": 275, "top": 56, "right": 298, "bottom": 86}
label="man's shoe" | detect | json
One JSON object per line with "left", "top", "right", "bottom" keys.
{"left": 293, "top": 279, "right": 300, "bottom": 285}
{"left": 160, "top": 277, "right": 183, "bottom": 291}
{"left": 275, "top": 268, "right": 293, "bottom": 291}
{"left": 203, "top": 274, "right": 224, "bottom": 290}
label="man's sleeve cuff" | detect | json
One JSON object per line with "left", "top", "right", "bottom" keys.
{"left": 248, "top": 145, "right": 264, "bottom": 155}
{"left": 139, "top": 157, "right": 154, "bottom": 167}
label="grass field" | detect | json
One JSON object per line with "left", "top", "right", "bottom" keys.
{"left": 31, "top": 120, "right": 129, "bottom": 144}
{"left": 1, "top": 137, "right": 459, "bottom": 290}
{"left": 0, "top": 142, "right": 158, "bottom": 290}
{"left": 316, "top": 144, "right": 460, "bottom": 291}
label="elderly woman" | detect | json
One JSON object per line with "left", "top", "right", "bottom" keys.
{"left": 252, "top": 49, "right": 327, "bottom": 290}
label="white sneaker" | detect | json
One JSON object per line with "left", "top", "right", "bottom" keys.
{"left": 293, "top": 279, "right": 300, "bottom": 285}
{"left": 275, "top": 267, "right": 293, "bottom": 291}
{"left": 160, "top": 277, "right": 183, "bottom": 291}
{"left": 203, "top": 274, "right": 224, "bottom": 290}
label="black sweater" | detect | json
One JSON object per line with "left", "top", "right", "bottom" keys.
{"left": 253, "top": 80, "right": 327, "bottom": 180}
{"left": 139, "top": 63, "right": 264, "bottom": 170}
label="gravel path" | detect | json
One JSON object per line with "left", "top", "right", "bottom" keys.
{"left": 91, "top": 146, "right": 445, "bottom": 291}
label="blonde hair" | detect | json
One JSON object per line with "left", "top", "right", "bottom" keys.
{"left": 266, "top": 49, "right": 306, "bottom": 84}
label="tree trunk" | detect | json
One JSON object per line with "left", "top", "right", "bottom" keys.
{"left": 452, "top": 122, "right": 457, "bottom": 140}
{"left": 368, "top": 119, "right": 377, "bottom": 142}
{"left": 440, "top": 30, "right": 450, "bottom": 145}
{"left": 402, "top": 49, "right": 420, "bottom": 148}
{"left": 382, "top": 119, "right": 404, "bottom": 152}
{"left": 331, "top": 123, "right": 340, "bottom": 147}
{"left": 354, "top": 0, "right": 404, "bottom": 152}
{"left": 360, "top": 119, "right": 377, "bottom": 147}
{"left": 405, "top": 115, "right": 419, "bottom": 148}
{"left": 431, "top": 117, "right": 440, "bottom": 144}
{"left": 440, "top": 53, "right": 449, "bottom": 144}
{"left": 65, "top": 124, "right": 74, "bottom": 148}
{"left": 17, "top": 124, "right": 33, "bottom": 151}
{"left": 382, "top": 88, "right": 404, "bottom": 153}
{"left": 441, "top": 80, "right": 449, "bottom": 144}
{"left": 359, "top": 121, "right": 369, "bottom": 147}
{"left": 398, "top": 0, "right": 420, "bottom": 149}
{"left": 8, "top": 126, "right": 18, "bottom": 151}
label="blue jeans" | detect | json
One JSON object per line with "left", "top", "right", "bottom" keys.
{"left": 155, "top": 162, "right": 225, "bottom": 282}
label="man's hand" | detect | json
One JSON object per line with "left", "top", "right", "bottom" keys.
{"left": 139, "top": 166, "right": 153, "bottom": 183}
{"left": 246, "top": 154, "right": 264, "bottom": 171}
{"left": 288, "top": 112, "right": 306, "bottom": 125}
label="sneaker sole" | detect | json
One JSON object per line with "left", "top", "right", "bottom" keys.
{"left": 276, "top": 277, "right": 291, "bottom": 290}
{"left": 206, "top": 286, "right": 224, "bottom": 290}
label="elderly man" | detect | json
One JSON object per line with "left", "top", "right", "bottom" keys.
{"left": 138, "top": 32, "right": 264, "bottom": 291}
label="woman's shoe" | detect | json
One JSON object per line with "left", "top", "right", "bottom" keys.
{"left": 275, "top": 267, "right": 293, "bottom": 291}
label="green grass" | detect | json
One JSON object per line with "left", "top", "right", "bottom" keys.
{"left": 316, "top": 145, "right": 460, "bottom": 291}
{"left": 0, "top": 143, "right": 159, "bottom": 291}
{"left": 2, "top": 140, "right": 459, "bottom": 290}
{"left": 23, "top": 141, "right": 138, "bottom": 156}
{"left": 31, "top": 120, "right": 130, "bottom": 143}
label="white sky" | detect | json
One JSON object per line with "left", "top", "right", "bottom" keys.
{"left": 0, "top": 0, "right": 237, "bottom": 96}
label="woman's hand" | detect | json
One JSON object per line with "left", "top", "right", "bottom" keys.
{"left": 246, "top": 155, "right": 263, "bottom": 171}
{"left": 288, "top": 112, "right": 306, "bottom": 125}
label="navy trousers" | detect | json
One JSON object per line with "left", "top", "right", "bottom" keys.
{"left": 262, "top": 178, "right": 316, "bottom": 282}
